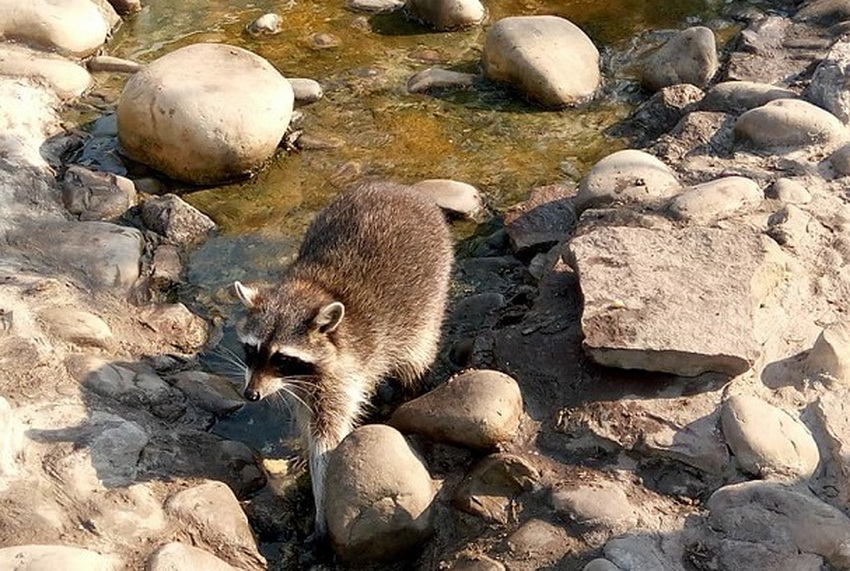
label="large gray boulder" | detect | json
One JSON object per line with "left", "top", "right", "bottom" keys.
{"left": 117, "top": 43, "right": 294, "bottom": 184}
{"left": 735, "top": 98, "right": 847, "bottom": 150}
{"left": 0, "top": 0, "right": 114, "bottom": 56}
{"left": 482, "top": 16, "right": 600, "bottom": 109}
{"left": 642, "top": 26, "right": 718, "bottom": 91}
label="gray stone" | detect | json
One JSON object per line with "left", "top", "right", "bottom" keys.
{"left": 0, "top": 396, "right": 23, "bottom": 483}
{"left": 604, "top": 533, "right": 685, "bottom": 571}
{"left": 87, "top": 412, "right": 149, "bottom": 487}
{"left": 452, "top": 554, "right": 506, "bottom": 571}
{"left": 453, "top": 453, "right": 539, "bottom": 523}
{"left": 504, "top": 184, "right": 576, "bottom": 255}
{"left": 734, "top": 99, "right": 847, "bottom": 150}
{"left": 140, "top": 194, "right": 216, "bottom": 244}
{"left": 831, "top": 143, "right": 850, "bottom": 175}
{"left": 86, "top": 56, "right": 143, "bottom": 74}
{"left": 62, "top": 165, "right": 135, "bottom": 220}
{"left": 326, "top": 424, "right": 435, "bottom": 563}
{"left": 0, "top": 545, "right": 117, "bottom": 570}
{"left": 169, "top": 371, "right": 243, "bottom": 415}
{"left": 807, "top": 320, "right": 850, "bottom": 385}
{"left": 813, "top": 388, "right": 850, "bottom": 507}
{"left": 118, "top": 43, "right": 294, "bottom": 184}
{"left": 165, "top": 480, "right": 265, "bottom": 571}
{"left": 0, "top": 0, "right": 112, "bottom": 56}
{"left": 390, "top": 369, "right": 523, "bottom": 450}
{"left": 412, "top": 178, "right": 483, "bottom": 219}
{"left": 807, "top": 37, "right": 850, "bottom": 124}
{"left": 246, "top": 13, "right": 282, "bottom": 37}
{"left": 551, "top": 483, "right": 639, "bottom": 538}
{"left": 506, "top": 519, "right": 571, "bottom": 561}
{"left": 624, "top": 84, "right": 704, "bottom": 145}
{"left": 450, "top": 292, "right": 505, "bottom": 333}
{"left": 766, "top": 178, "right": 812, "bottom": 204}
{"left": 483, "top": 16, "right": 600, "bottom": 109}
{"left": 347, "top": 0, "right": 404, "bottom": 12}
{"left": 405, "top": 0, "right": 485, "bottom": 31}
{"left": 148, "top": 543, "right": 237, "bottom": 571}
{"left": 767, "top": 204, "right": 813, "bottom": 248}
{"left": 150, "top": 244, "right": 182, "bottom": 290}
{"left": 584, "top": 559, "right": 620, "bottom": 571}
{"left": 138, "top": 303, "right": 208, "bottom": 353}
{"left": 288, "top": 77, "right": 323, "bottom": 104}
{"left": 700, "top": 81, "right": 797, "bottom": 113}
{"left": 575, "top": 149, "right": 679, "bottom": 212}
{"left": 667, "top": 176, "right": 762, "bottom": 224}
{"left": 796, "top": 0, "right": 850, "bottom": 24}
{"left": 39, "top": 307, "right": 112, "bottom": 349}
{"left": 642, "top": 27, "right": 718, "bottom": 91}
{"left": 408, "top": 67, "right": 476, "bottom": 93}
{"left": 567, "top": 225, "right": 777, "bottom": 376}
{"left": 105, "top": 0, "right": 141, "bottom": 15}
{"left": 706, "top": 481, "right": 850, "bottom": 569}
{"left": 721, "top": 395, "right": 819, "bottom": 479}
{"left": 0, "top": 44, "right": 92, "bottom": 100}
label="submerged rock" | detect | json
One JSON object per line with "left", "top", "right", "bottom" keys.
{"left": 483, "top": 16, "right": 600, "bottom": 109}
{"left": 62, "top": 165, "right": 135, "bottom": 221}
{"left": 575, "top": 149, "right": 679, "bottom": 211}
{"left": 408, "top": 67, "right": 477, "bottom": 93}
{"left": 642, "top": 26, "right": 718, "bottom": 91}
{"left": 117, "top": 43, "right": 294, "bottom": 184}
{"left": 288, "top": 77, "right": 323, "bottom": 104}
{"left": 140, "top": 194, "right": 216, "bottom": 245}
{"left": 246, "top": 13, "right": 282, "bottom": 37}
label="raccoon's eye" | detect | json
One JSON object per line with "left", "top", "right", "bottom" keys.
{"left": 242, "top": 343, "right": 259, "bottom": 365}
{"left": 269, "top": 353, "right": 316, "bottom": 377}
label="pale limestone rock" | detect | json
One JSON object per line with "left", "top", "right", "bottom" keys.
{"left": 288, "top": 77, "right": 323, "bottom": 104}
{"left": 0, "top": 0, "right": 112, "bottom": 56}
{"left": 667, "top": 176, "right": 762, "bottom": 224}
{"left": 575, "top": 149, "right": 679, "bottom": 211}
{"left": 246, "top": 13, "right": 282, "bottom": 37}
{"left": 642, "top": 26, "right": 718, "bottom": 91}
{"left": 735, "top": 98, "right": 847, "bottom": 150}
{"left": 0, "top": 44, "right": 91, "bottom": 99}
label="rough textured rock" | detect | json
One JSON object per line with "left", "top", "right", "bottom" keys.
{"left": 407, "top": 67, "right": 476, "bottom": 93}
{"left": 0, "top": 396, "right": 23, "bottom": 484}
{"left": 453, "top": 453, "right": 539, "bottom": 523}
{"left": 325, "top": 425, "right": 435, "bottom": 563}
{"left": 700, "top": 80, "right": 796, "bottom": 113}
{"left": 706, "top": 481, "right": 850, "bottom": 569}
{"left": 405, "top": 0, "right": 486, "bottom": 30}
{"left": 667, "top": 176, "right": 762, "bottom": 224}
{"left": 767, "top": 204, "right": 814, "bottom": 249}
{"left": 807, "top": 37, "right": 850, "bottom": 124}
{"left": 0, "top": 545, "right": 117, "bottom": 570}
{"left": 147, "top": 542, "right": 237, "bottom": 571}
{"left": 796, "top": 0, "right": 850, "bottom": 23}
{"left": 767, "top": 177, "right": 812, "bottom": 204}
{"left": 140, "top": 194, "right": 216, "bottom": 244}
{"left": 150, "top": 244, "right": 182, "bottom": 290}
{"left": 551, "top": 482, "right": 639, "bottom": 537}
{"left": 721, "top": 395, "right": 819, "bottom": 479}
{"left": 734, "top": 98, "right": 847, "bottom": 150}
{"left": 39, "top": 307, "right": 112, "bottom": 349}
{"left": 604, "top": 533, "right": 685, "bottom": 571}
{"left": 62, "top": 165, "right": 135, "bottom": 221}
{"left": 0, "top": 44, "right": 92, "bottom": 99}
{"left": 0, "top": 0, "right": 113, "bottom": 56}
{"left": 246, "top": 13, "right": 282, "bottom": 37}
{"left": 412, "top": 178, "right": 483, "bottom": 219}
{"left": 482, "top": 16, "right": 600, "bottom": 109}
{"left": 117, "top": 43, "right": 294, "bottom": 184}
{"left": 831, "top": 142, "right": 850, "bottom": 175}
{"left": 390, "top": 369, "right": 523, "bottom": 450}
{"left": 807, "top": 320, "right": 850, "bottom": 384}
{"left": 568, "top": 225, "right": 778, "bottom": 376}
{"left": 503, "top": 184, "right": 576, "bottom": 255}
{"left": 584, "top": 559, "right": 620, "bottom": 571}
{"left": 137, "top": 303, "right": 208, "bottom": 353}
{"left": 575, "top": 149, "right": 679, "bottom": 211}
{"left": 288, "top": 77, "right": 323, "bottom": 104}
{"left": 169, "top": 371, "right": 243, "bottom": 415}
{"left": 620, "top": 84, "right": 704, "bottom": 145}
{"left": 506, "top": 519, "right": 573, "bottom": 563}
{"left": 642, "top": 26, "right": 718, "bottom": 91}
{"left": 813, "top": 388, "right": 850, "bottom": 507}
{"left": 105, "top": 0, "right": 141, "bottom": 16}
{"left": 165, "top": 481, "right": 265, "bottom": 570}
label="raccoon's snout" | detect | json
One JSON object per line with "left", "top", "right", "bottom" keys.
{"left": 244, "top": 388, "right": 261, "bottom": 401}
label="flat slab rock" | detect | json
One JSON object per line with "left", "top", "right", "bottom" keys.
{"left": 567, "top": 225, "right": 778, "bottom": 376}
{"left": 0, "top": 545, "right": 117, "bottom": 570}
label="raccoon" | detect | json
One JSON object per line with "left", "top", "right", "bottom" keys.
{"left": 233, "top": 181, "right": 453, "bottom": 537}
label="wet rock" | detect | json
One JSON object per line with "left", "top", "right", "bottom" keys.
{"left": 504, "top": 183, "right": 576, "bottom": 255}
{"left": 0, "top": 0, "right": 112, "bottom": 56}
{"left": 165, "top": 480, "right": 265, "bottom": 571}
{"left": 700, "top": 80, "right": 797, "bottom": 113}
{"left": 348, "top": 0, "right": 404, "bottom": 13}
{"left": 105, "top": 0, "right": 141, "bottom": 15}
{"left": 453, "top": 453, "right": 539, "bottom": 523}
{"left": 642, "top": 26, "right": 718, "bottom": 91}
{"left": 830, "top": 142, "right": 850, "bottom": 175}
{"left": 405, "top": 0, "right": 486, "bottom": 30}
{"left": 169, "top": 371, "right": 243, "bottom": 415}
{"left": 138, "top": 303, "right": 208, "bottom": 353}
{"left": 506, "top": 519, "right": 572, "bottom": 561}
{"left": 622, "top": 84, "right": 704, "bottom": 145}
{"left": 148, "top": 542, "right": 237, "bottom": 571}
{"left": 807, "top": 37, "right": 850, "bottom": 124}
{"left": 0, "top": 396, "right": 23, "bottom": 483}
{"left": 450, "top": 292, "right": 505, "bottom": 333}
{"left": 721, "top": 395, "right": 819, "bottom": 480}
{"left": 82, "top": 411, "right": 149, "bottom": 487}
{"left": 807, "top": 320, "right": 850, "bottom": 385}
{"left": 483, "top": 16, "right": 600, "bottom": 109}
{"left": 412, "top": 178, "right": 484, "bottom": 219}
{"left": 0, "top": 44, "right": 91, "bottom": 99}
{"left": 117, "top": 43, "right": 294, "bottom": 184}
{"left": 39, "top": 307, "right": 112, "bottom": 349}
{"left": 390, "top": 369, "right": 523, "bottom": 450}
{"left": 667, "top": 176, "right": 762, "bottom": 224}
{"left": 604, "top": 533, "right": 684, "bottom": 571}
{"left": 706, "top": 481, "right": 850, "bottom": 569}
{"left": 766, "top": 178, "right": 812, "bottom": 204}
{"left": 86, "top": 55, "right": 143, "bottom": 74}
{"left": 288, "top": 77, "right": 323, "bottom": 104}
{"left": 568, "top": 225, "right": 777, "bottom": 376}
{"left": 452, "top": 554, "right": 506, "bottom": 570}
{"left": 734, "top": 99, "right": 847, "bottom": 150}
{"left": 140, "top": 194, "right": 216, "bottom": 244}
{"left": 326, "top": 424, "right": 435, "bottom": 563}
{"left": 246, "top": 13, "right": 282, "bottom": 37}
{"left": 0, "top": 545, "right": 117, "bottom": 570}
{"left": 551, "top": 482, "right": 638, "bottom": 539}
{"left": 408, "top": 67, "right": 477, "bottom": 93}
{"left": 767, "top": 204, "right": 813, "bottom": 248}
{"left": 574, "top": 149, "right": 679, "bottom": 212}
{"left": 62, "top": 165, "right": 135, "bottom": 221}
{"left": 150, "top": 244, "right": 182, "bottom": 290}
{"left": 584, "top": 559, "right": 620, "bottom": 571}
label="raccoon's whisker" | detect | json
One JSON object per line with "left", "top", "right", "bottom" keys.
{"left": 280, "top": 386, "right": 314, "bottom": 414}
{"left": 269, "top": 391, "right": 294, "bottom": 416}
{"left": 215, "top": 342, "right": 246, "bottom": 363}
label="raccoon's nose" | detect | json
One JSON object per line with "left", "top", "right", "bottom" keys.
{"left": 244, "top": 389, "right": 261, "bottom": 401}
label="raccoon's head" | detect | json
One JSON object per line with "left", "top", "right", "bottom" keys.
{"left": 233, "top": 280, "right": 345, "bottom": 403}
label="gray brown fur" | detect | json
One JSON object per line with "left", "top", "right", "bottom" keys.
{"left": 234, "top": 181, "right": 453, "bottom": 535}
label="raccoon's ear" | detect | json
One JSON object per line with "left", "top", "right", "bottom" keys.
{"left": 314, "top": 302, "right": 345, "bottom": 333}
{"left": 233, "top": 281, "right": 260, "bottom": 308}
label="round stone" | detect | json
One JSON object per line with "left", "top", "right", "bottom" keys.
{"left": 0, "top": 44, "right": 91, "bottom": 100}
{"left": 766, "top": 178, "right": 812, "bottom": 204}
{"left": 667, "top": 176, "right": 762, "bottom": 224}
{"left": 246, "top": 13, "right": 282, "bottom": 37}
{"left": 148, "top": 543, "right": 236, "bottom": 571}
{"left": 405, "top": 0, "right": 486, "bottom": 31}
{"left": 700, "top": 81, "right": 797, "bottom": 113}
{"left": 642, "top": 26, "right": 719, "bottom": 91}
{"left": 412, "top": 178, "right": 484, "bottom": 219}
{"left": 0, "top": 0, "right": 112, "bottom": 56}
{"left": 575, "top": 149, "right": 680, "bottom": 211}
{"left": 734, "top": 98, "right": 847, "bottom": 150}
{"left": 117, "top": 43, "right": 294, "bottom": 184}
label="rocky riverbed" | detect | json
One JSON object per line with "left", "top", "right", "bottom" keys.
{"left": 2, "top": 0, "right": 850, "bottom": 570}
